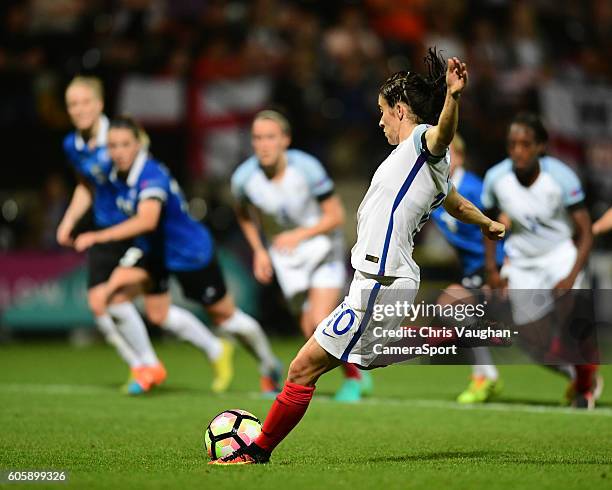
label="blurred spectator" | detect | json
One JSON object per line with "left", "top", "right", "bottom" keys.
{"left": 0, "top": 0, "right": 609, "bottom": 257}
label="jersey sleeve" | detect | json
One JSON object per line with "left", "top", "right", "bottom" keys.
{"left": 62, "top": 134, "right": 87, "bottom": 178}
{"left": 547, "top": 159, "right": 585, "bottom": 207}
{"left": 481, "top": 169, "right": 498, "bottom": 210}
{"left": 138, "top": 167, "right": 170, "bottom": 202}
{"left": 412, "top": 124, "right": 448, "bottom": 164}
{"left": 231, "top": 161, "right": 253, "bottom": 203}
{"left": 294, "top": 152, "right": 334, "bottom": 199}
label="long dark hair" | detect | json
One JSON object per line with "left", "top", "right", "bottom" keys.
{"left": 109, "top": 115, "right": 150, "bottom": 148}
{"left": 379, "top": 47, "right": 447, "bottom": 125}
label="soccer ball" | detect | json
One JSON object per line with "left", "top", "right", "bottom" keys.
{"left": 204, "top": 409, "right": 262, "bottom": 460}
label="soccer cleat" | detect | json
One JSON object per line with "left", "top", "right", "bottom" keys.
{"left": 126, "top": 367, "right": 155, "bottom": 395}
{"left": 209, "top": 443, "right": 270, "bottom": 465}
{"left": 121, "top": 368, "right": 140, "bottom": 394}
{"left": 260, "top": 361, "right": 283, "bottom": 397}
{"left": 564, "top": 373, "right": 603, "bottom": 409}
{"left": 359, "top": 370, "right": 374, "bottom": 397}
{"left": 148, "top": 362, "right": 167, "bottom": 387}
{"left": 333, "top": 378, "right": 362, "bottom": 403}
{"left": 211, "top": 340, "right": 234, "bottom": 393}
{"left": 572, "top": 391, "right": 595, "bottom": 410}
{"left": 456, "top": 375, "right": 503, "bottom": 404}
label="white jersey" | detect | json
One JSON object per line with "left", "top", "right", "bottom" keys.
{"left": 351, "top": 124, "right": 451, "bottom": 280}
{"left": 231, "top": 148, "right": 345, "bottom": 260}
{"left": 481, "top": 156, "right": 585, "bottom": 262}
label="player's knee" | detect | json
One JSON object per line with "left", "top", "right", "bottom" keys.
{"left": 146, "top": 307, "right": 168, "bottom": 326}
{"left": 88, "top": 293, "right": 107, "bottom": 317}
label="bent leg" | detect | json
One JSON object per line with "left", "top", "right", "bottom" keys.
{"left": 255, "top": 336, "right": 341, "bottom": 454}
{"left": 105, "top": 267, "right": 159, "bottom": 367}
{"left": 209, "top": 293, "right": 278, "bottom": 375}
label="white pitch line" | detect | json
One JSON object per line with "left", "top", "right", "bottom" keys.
{"left": 240, "top": 391, "right": 612, "bottom": 417}
{"left": 0, "top": 383, "right": 111, "bottom": 396}
{"left": 0, "top": 382, "right": 610, "bottom": 417}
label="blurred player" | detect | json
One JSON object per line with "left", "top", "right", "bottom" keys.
{"left": 431, "top": 134, "right": 504, "bottom": 403}
{"left": 592, "top": 207, "right": 612, "bottom": 236}
{"left": 231, "top": 110, "right": 372, "bottom": 402}
{"left": 211, "top": 51, "right": 505, "bottom": 464}
{"left": 482, "top": 112, "right": 600, "bottom": 408}
{"left": 57, "top": 76, "right": 166, "bottom": 393}
{"left": 73, "top": 116, "right": 282, "bottom": 394}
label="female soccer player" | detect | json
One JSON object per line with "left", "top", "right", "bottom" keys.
{"left": 212, "top": 50, "right": 505, "bottom": 464}
{"left": 57, "top": 76, "right": 167, "bottom": 393}
{"left": 73, "top": 116, "right": 282, "bottom": 394}
{"left": 231, "top": 110, "right": 371, "bottom": 402}
{"left": 482, "top": 113, "right": 600, "bottom": 408}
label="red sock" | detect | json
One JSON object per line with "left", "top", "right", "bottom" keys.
{"left": 574, "top": 364, "right": 597, "bottom": 393}
{"left": 342, "top": 362, "right": 362, "bottom": 380}
{"left": 255, "top": 381, "right": 315, "bottom": 453}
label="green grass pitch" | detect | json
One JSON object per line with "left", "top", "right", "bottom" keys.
{"left": 1, "top": 338, "right": 611, "bottom": 489}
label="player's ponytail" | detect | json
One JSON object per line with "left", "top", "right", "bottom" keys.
{"left": 379, "top": 47, "right": 447, "bottom": 125}
{"left": 109, "top": 115, "right": 150, "bottom": 150}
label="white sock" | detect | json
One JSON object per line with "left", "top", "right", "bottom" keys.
{"left": 471, "top": 347, "right": 498, "bottom": 380}
{"left": 95, "top": 313, "right": 141, "bottom": 368}
{"left": 220, "top": 309, "right": 277, "bottom": 375}
{"left": 108, "top": 302, "right": 159, "bottom": 366}
{"left": 162, "top": 305, "right": 222, "bottom": 361}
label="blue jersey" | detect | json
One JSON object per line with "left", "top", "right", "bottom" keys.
{"left": 109, "top": 151, "right": 214, "bottom": 271}
{"left": 63, "top": 115, "right": 126, "bottom": 228}
{"left": 431, "top": 168, "right": 504, "bottom": 276}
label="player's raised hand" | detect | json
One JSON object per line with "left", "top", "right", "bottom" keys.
{"left": 446, "top": 57, "right": 468, "bottom": 98}
{"left": 74, "top": 231, "right": 99, "bottom": 252}
{"left": 253, "top": 248, "right": 273, "bottom": 284}
{"left": 481, "top": 220, "right": 505, "bottom": 241}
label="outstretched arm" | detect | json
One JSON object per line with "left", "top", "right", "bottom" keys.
{"left": 443, "top": 185, "right": 505, "bottom": 240}
{"left": 74, "top": 199, "right": 162, "bottom": 252}
{"left": 425, "top": 57, "right": 468, "bottom": 157}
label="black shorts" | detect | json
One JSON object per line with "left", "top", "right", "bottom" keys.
{"left": 134, "top": 251, "right": 227, "bottom": 306}
{"left": 88, "top": 242, "right": 169, "bottom": 294}
{"left": 87, "top": 240, "right": 133, "bottom": 289}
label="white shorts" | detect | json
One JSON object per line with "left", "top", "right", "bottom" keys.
{"left": 274, "top": 256, "right": 347, "bottom": 300}
{"left": 313, "top": 270, "right": 419, "bottom": 367}
{"left": 502, "top": 240, "right": 587, "bottom": 325}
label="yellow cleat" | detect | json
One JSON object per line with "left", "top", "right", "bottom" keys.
{"left": 211, "top": 340, "right": 234, "bottom": 393}
{"left": 457, "top": 375, "right": 503, "bottom": 404}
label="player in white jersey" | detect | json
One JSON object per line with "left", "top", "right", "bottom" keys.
{"left": 232, "top": 110, "right": 371, "bottom": 402}
{"left": 482, "top": 112, "right": 600, "bottom": 408}
{"left": 212, "top": 50, "right": 505, "bottom": 465}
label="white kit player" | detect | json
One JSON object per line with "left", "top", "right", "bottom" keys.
{"left": 482, "top": 112, "right": 600, "bottom": 408}
{"left": 232, "top": 110, "right": 372, "bottom": 401}
{"left": 212, "top": 51, "right": 506, "bottom": 465}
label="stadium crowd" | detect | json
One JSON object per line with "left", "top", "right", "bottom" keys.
{"left": 0, "top": 0, "right": 610, "bottom": 254}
